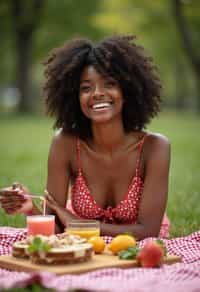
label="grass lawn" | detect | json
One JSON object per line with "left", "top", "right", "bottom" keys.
{"left": 0, "top": 110, "right": 199, "bottom": 292}
{"left": 0, "top": 111, "right": 199, "bottom": 237}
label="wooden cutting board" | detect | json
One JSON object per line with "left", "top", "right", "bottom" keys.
{"left": 0, "top": 254, "right": 181, "bottom": 275}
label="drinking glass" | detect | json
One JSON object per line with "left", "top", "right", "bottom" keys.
{"left": 27, "top": 215, "right": 55, "bottom": 236}
{"left": 67, "top": 220, "right": 100, "bottom": 239}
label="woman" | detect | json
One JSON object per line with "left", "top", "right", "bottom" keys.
{"left": 0, "top": 35, "right": 170, "bottom": 239}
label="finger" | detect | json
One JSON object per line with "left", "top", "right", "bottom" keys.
{"left": 1, "top": 203, "right": 23, "bottom": 209}
{"left": 1, "top": 200, "right": 23, "bottom": 206}
{"left": 0, "top": 193, "right": 20, "bottom": 198}
{"left": 45, "top": 193, "right": 55, "bottom": 204}
{"left": 44, "top": 190, "right": 51, "bottom": 200}
{"left": 44, "top": 189, "right": 49, "bottom": 196}
{"left": 0, "top": 195, "right": 27, "bottom": 202}
{"left": 1, "top": 185, "right": 22, "bottom": 193}
{"left": 14, "top": 193, "right": 27, "bottom": 200}
{"left": 45, "top": 197, "right": 54, "bottom": 206}
{"left": 0, "top": 203, "right": 25, "bottom": 209}
{"left": 1, "top": 192, "right": 25, "bottom": 200}
{"left": 45, "top": 199, "right": 56, "bottom": 210}
{"left": 0, "top": 190, "right": 22, "bottom": 197}
{"left": 44, "top": 190, "right": 55, "bottom": 201}
{"left": 0, "top": 186, "right": 13, "bottom": 192}
{"left": 0, "top": 199, "right": 26, "bottom": 205}
{"left": 44, "top": 190, "right": 60, "bottom": 209}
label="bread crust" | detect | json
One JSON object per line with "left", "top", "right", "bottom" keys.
{"left": 12, "top": 234, "right": 94, "bottom": 265}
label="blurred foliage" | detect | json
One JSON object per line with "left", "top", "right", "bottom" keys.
{"left": 0, "top": 0, "right": 102, "bottom": 77}
{"left": 0, "top": 0, "right": 199, "bottom": 112}
{"left": 92, "top": 0, "right": 200, "bottom": 109}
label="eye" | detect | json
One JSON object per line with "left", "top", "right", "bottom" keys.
{"left": 105, "top": 80, "right": 117, "bottom": 88}
{"left": 80, "top": 85, "right": 91, "bottom": 93}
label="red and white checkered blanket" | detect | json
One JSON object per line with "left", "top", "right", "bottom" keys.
{"left": 0, "top": 227, "right": 199, "bottom": 291}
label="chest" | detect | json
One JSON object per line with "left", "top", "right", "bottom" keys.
{"left": 70, "top": 145, "right": 144, "bottom": 209}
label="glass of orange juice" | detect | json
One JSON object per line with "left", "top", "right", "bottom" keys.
{"left": 67, "top": 220, "right": 100, "bottom": 239}
{"left": 27, "top": 215, "right": 55, "bottom": 236}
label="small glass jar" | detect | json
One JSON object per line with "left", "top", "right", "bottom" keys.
{"left": 67, "top": 219, "right": 100, "bottom": 239}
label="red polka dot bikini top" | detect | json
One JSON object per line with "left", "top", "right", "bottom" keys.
{"left": 71, "top": 134, "right": 147, "bottom": 224}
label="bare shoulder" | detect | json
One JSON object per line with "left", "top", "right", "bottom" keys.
{"left": 146, "top": 132, "right": 170, "bottom": 147}
{"left": 51, "top": 129, "right": 76, "bottom": 149}
{"left": 144, "top": 132, "right": 170, "bottom": 159}
{"left": 49, "top": 129, "right": 77, "bottom": 164}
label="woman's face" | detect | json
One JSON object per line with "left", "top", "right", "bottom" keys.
{"left": 79, "top": 65, "right": 124, "bottom": 124}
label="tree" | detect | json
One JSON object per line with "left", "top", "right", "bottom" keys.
{"left": 92, "top": 0, "right": 184, "bottom": 107}
{"left": 11, "top": 0, "right": 45, "bottom": 113}
{"left": 172, "top": 0, "right": 200, "bottom": 112}
{"left": 92, "top": 0, "right": 200, "bottom": 111}
{"left": 0, "top": 0, "right": 102, "bottom": 113}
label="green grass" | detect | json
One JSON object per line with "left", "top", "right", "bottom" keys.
{"left": 0, "top": 111, "right": 200, "bottom": 237}
{"left": 150, "top": 111, "right": 200, "bottom": 236}
{"left": 0, "top": 114, "right": 53, "bottom": 228}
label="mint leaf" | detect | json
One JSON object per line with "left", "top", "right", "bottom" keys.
{"left": 27, "top": 236, "right": 51, "bottom": 254}
{"left": 33, "top": 237, "right": 42, "bottom": 246}
{"left": 119, "top": 250, "right": 133, "bottom": 260}
{"left": 27, "top": 245, "right": 37, "bottom": 253}
{"left": 42, "top": 243, "right": 51, "bottom": 252}
{"left": 119, "top": 246, "right": 140, "bottom": 260}
{"left": 127, "top": 246, "right": 140, "bottom": 256}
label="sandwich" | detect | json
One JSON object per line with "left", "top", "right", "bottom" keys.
{"left": 12, "top": 233, "right": 93, "bottom": 265}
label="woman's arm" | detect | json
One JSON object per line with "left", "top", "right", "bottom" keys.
{"left": 100, "top": 134, "right": 171, "bottom": 240}
{"left": 0, "top": 133, "right": 78, "bottom": 226}
{"left": 0, "top": 184, "right": 39, "bottom": 216}
{"left": 45, "top": 131, "right": 79, "bottom": 233}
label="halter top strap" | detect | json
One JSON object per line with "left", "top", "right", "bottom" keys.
{"left": 135, "top": 134, "right": 147, "bottom": 177}
{"left": 76, "top": 138, "right": 82, "bottom": 174}
{"left": 76, "top": 134, "right": 147, "bottom": 176}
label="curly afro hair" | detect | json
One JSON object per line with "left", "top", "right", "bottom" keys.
{"left": 44, "top": 35, "right": 162, "bottom": 139}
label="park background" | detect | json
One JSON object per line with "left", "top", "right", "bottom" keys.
{"left": 0, "top": 0, "right": 199, "bottom": 237}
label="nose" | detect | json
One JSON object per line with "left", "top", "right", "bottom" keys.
{"left": 93, "top": 85, "right": 105, "bottom": 99}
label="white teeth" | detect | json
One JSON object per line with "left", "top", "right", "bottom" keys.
{"left": 92, "top": 102, "right": 111, "bottom": 109}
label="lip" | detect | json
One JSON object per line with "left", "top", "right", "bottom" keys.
{"left": 90, "top": 101, "right": 113, "bottom": 109}
{"left": 89, "top": 102, "right": 113, "bottom": 113}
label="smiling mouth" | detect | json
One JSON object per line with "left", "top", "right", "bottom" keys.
{"left": 91, "top": 102, "right": 113, "bottom": 111}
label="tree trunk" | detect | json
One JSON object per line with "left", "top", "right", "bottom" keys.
{"left": 16, "top": 33, "right": 33, "bottom": 112}
{"left": 172, "top": 0, "right": 200, "bottom": 112}
{"left": 175, "top": 58, "right": 187, "bottom": 110}
{"left": 11, "top": 0, "right": 44, "bottom": 113}
{"left": 195, "top": 75, "right": 200, "bottom": 113}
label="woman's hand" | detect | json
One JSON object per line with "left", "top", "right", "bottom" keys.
{"left": 0, "top": 183, "right": 33, "bottom": 215}
{"left": 44, "top": 190, "right": 73, "bottom": 227}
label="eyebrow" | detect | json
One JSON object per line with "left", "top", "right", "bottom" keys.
{"left": 80, "top": 76, "right": 115, "bottom": 83}
{"left": 80, "top": 79, "right": 91, "bottom": 83}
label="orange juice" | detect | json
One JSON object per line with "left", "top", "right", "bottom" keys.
{"left": 67, "top": 228, "right": 100, "bottom": 239}
{"left": 67, "top": 220, "right": 100, "bottom": 240}
{"left": 27, "top": 215, "right": 55, "bottom": 236}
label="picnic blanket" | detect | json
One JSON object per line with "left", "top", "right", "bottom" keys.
{"left": 0, "top": 227, "right": 200, "bottom": 291}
